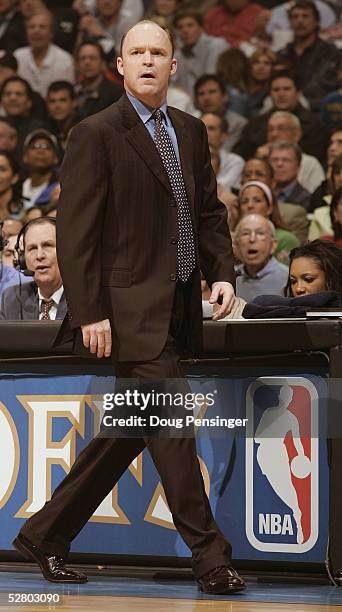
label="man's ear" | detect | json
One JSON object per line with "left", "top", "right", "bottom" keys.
{"left": 117, "top": 56, "right": 124, "bottom": 77}
{"left": 270, "top": 238, "right": 277, "bottom": 255}
{"left": 170, "top": 57, "right": 177, "bottom": 76}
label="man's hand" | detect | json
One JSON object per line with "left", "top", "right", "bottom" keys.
{"left": 209, "top": 282, "right": 235, "bottom": 320}
{"left": 81, "top": 319, "right": 112, "bottom": 358}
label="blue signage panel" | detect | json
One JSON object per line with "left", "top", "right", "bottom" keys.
{"left": 0, "top": 365, "right": 328, "bottom": 563}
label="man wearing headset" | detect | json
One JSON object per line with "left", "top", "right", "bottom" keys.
{"left": 0, "top": 217, "right": 66, "bottom": 320}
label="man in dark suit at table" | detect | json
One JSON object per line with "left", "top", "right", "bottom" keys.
{"left": 13, "top": 20, "right": 244, "bottom": 594}
{"left": 0, "top": 217, "right": 66, "bottom": 320}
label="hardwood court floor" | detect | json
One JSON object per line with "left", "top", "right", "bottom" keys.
{"left": 0, "top": 597, "right": 342, "bottom": 612}
{"left": 1, "top": 569, "right": 342, "bottom": 611}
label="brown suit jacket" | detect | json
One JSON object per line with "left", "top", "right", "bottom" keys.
{"left": 56, "top": 94, "right": 235, "bottom": 361}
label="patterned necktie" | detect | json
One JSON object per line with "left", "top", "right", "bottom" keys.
{"left": 40, "top": 299, "right": 54, "bottom": 320}
{"left": 153, "top": 109, "right": 196, "bottom": 283}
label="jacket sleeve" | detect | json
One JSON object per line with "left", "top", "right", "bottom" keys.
{"left": 56, "top": 119, "right": 110, "bottom": 328}
{"left": 197, "top": 121, "right": 236, "bottom": 290}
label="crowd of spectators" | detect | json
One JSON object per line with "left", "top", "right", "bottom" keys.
{"left": 0, "top": 0, "right": 341, "bottom": 320}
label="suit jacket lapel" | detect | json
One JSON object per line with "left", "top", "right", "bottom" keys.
{"left": 24, "top": 284, "right": 39, "bottom": 319}
{"left": 120, "top": 95, "right": 173, "bottom": 196}
{"left": 167, "top": 106, "right": 195, "bottom": 213}
{"left": 56, "top": 293, "right": 66, "bottom": 319}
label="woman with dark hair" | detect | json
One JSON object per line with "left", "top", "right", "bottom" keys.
{"left": 284, "top": 239, "right": 342, "bottom": 297}
{"left": 308, "top": 154, "right": 342, "bottom": 240}
{"left": 247, "top": 48, "right": 276, "bottom": 117}
{"left": 243, "top": 239, "right": 342, "bottom": 319}
{"left": 0, "top": 149, "right": 24, "bottom": 220}
{"left": 320, "top": 187, "right": 342, "bottom": 247}
{"left": 216, "top": 48, "right": 251, "bottom": 117}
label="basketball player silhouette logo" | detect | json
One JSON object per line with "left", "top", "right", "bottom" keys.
{"left": 254, "top": 384, "right": 311, "bottom": 544}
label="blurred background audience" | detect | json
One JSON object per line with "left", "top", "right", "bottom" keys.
{"left": 0, "top": 0, "right": 341, "bottom": 316}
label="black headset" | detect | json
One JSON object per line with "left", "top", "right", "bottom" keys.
{"left": 13, "top": 217, "right": 57, "bottom": 272}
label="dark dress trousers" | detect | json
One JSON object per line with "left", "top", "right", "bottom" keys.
{"left": 20, "top": 94, "right": 236, "bottom": 580}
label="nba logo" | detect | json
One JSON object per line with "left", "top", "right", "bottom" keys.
{"left": 245, "top": 377, "right": 319, "bottom": 553}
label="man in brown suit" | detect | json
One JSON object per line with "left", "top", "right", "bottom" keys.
{"left": 13, "top": 20, "right": 244, "bottom": 595}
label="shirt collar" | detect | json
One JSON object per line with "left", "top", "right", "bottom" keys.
{"left": 29, "top": 44, "right": 54, "bottom": 68}
{"left": 181, "top": 32, "right": 205, "bottom": 55}
{"left": 38, "top": 284, "right": 64, "bottom": 305}
{"left": 126, "top": 91, "right": 170, "bottom": 127}
{"left": 277, "top": 179, "right": 297, "bottom": 201}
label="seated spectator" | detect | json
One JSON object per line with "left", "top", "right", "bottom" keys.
{"left": 241, "top": 156, "right": 309, "bottom": 243}
{"left": 24, "top": 205, "right": 43, "bottom": 222}
{"left": 0, "top": 0, "right": 26, "bottom": 52}
{"left": 173, "top": 8, "right": 228, "bottom": 97}
{"left": 145, "top": 0, "right": 178, "bottom": 23}
{"left": 202, "top": 112, "right": 244, "bottom": 190}
{"left": 269, "top": 141, "right": 311, "bottom": 210}
{"left": 46, "top": 81, "right": 76, "bottom": 151}
{"left": 243, "top": 239, "right": 342, "bottom": 317}
{"left": 73, "top": 41, "right": 122, "bottom": 123}
{"left": 0, "top": 118, "right": 18, "bottom": 152}
{"left": 277, "top": 0, "right": 340, "bottom": 111}
{"left": 0, "top": 217, "right": 67, "bottom": 320}
{"left": 79, "top": 0, "right": 144, "bottom": 56}
{"left": 320, "top": 187, "right": 342, "bottom": 247}
{"left": 216, "top": 48, "right": 251, "bottom": 118}
{"left": 234, "top": 213, "right": 289, "bottom": 301}
{"left": 238, "top": 180, "right": 299, "bottom": 264}
{"left": 0, "top": 150, "right": 25, "bottom": 220}
{"left": 0, "top": 53, "right": 48, "bottom": 119}
{"left": 310, "top": 126, "right": 342, "bottom": 212}
{"left": 0, "top": 51, "right": 17, "bottom": 86}
{"left": 266, "top": 0, "right": 336, "bottom": 52}
{"left": 43, "top": 0, "right": 80, "bottom": 53}
{"left": 258, "top": 111, "right": 324, "bottom": 193}
{"left": 2, "top": 217, "right": 23, "bottom": 237}
{"left": 308, "top": 154, "right": 342, "bottom": 240}
{"left": 194, "top": 74, "right": 247, "bottom": 151}
{"left": 0, "top": 263, "right": 30, "bottom": 298}
{"left": 284, "top": 239, "right": 342, "bottom": 297}
{"left": 22, "top": 129, "right": 59, "bottom": 209}
{"left": 234, "top": 71, "right": 327, "bottom": 163}
{"left": 1, "top": 76, "right": 48, "bottom": 154}
{"left": 246, "top": 48, "right": 276, "bottom": 117}
{"left": 14, "top": 10, "right": 75, "bottom": 98}
{"left": 2, "top": 232, "right": 17, "bottom": 266}
{"left": 203, "top": 0, "right": 265, "bottom": 48}
{"left": 320, "top": 57, "right": 342, "bottom": 133}
{"left": 16, "top": 1, "right": 80, "bottom": 54}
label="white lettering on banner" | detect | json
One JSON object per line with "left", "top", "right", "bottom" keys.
{"left": 16, "top": 397, "right": 86, "bottom": 518}
{"left": 4, "top": 394, "right": 211, "bottom": 527}
{"left": 0, "top": 402, "right": 20, "bottom": 509}
{"left": 259, "top": 514, "right": 294, "bottom": 536}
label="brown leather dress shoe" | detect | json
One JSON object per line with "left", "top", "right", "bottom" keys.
{"left": 198, "top": 565, "right": 246, "bottom": 594}
{"left": 13, "top": 533, "right": 88, "bottom": 584}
